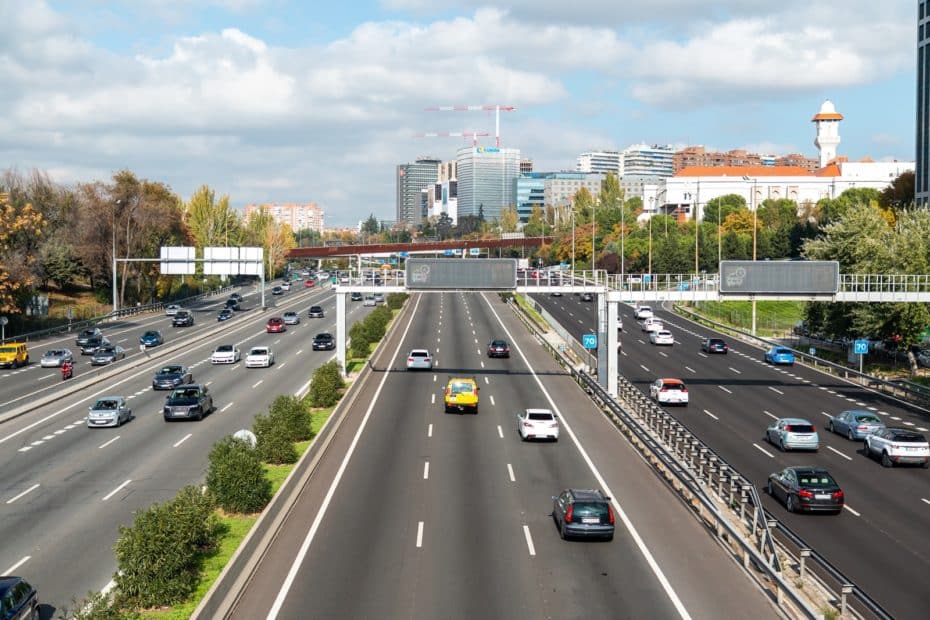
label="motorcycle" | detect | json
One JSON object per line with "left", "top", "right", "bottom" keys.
{"left": 61, "top": 362, "right": 74, "bottom": 381}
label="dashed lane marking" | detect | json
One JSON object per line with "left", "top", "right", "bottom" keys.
{"left": 102, "top": 479, "right": 131, "bottom": 501}
{"left": 844, "top": 505, "right": 861, "bottom": 517}
{"left": 827, "top": 446, "right": 853, "bottom": 461}
{"left": 523, "top": 525, "right": 536, "bottom": 557}
{"left": 98, "top": 436, "right": 120, "bottom": 449}
{"left": 497, "top": 425, "right": 503, "bottom": 439}
{"left": 5, "top": 484, "right": 40, "bottom": 504}
{"left": 416, "top": 521, "right": 424, "bottom": 548}
{"left": 753, "top": 443, "right": 775, "bottom": 458}
{"left": 769, "top": 387, "right": 784, "bottom": 395}
{"left": 702, "top": 409, "right": 719, "bottom": 420}
{"left": 173, "top": 433, "right": 193, "bottom": 448}
{"left": 718, "top": 386, "right": 732, "bottom": 394}
{"left": 507, "top": 463, "right": 515, "bottom": 482}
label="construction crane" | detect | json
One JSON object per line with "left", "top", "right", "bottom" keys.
{"left": 414, "top": 131, "right": 489, "bottom": 147}
{"left": 425, "top": 105, "right": 516, "bottom": 147}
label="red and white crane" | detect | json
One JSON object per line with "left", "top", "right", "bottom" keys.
{"left": 425, "top": 105, "right": 516, "bottom": 147}
{"left": 414, "top": 131, "right": 490, "bottom": 147}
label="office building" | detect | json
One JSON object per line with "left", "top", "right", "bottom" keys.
{"left": 520, "top": 158, "right": 534, "bottom": 174}
{"left": 514, "top": 175, "right": 546, "bottom": 222}
{"left": 576, "top": 150, "right": 622, "bottom": 175}
{"left": 542, "top": 172, "right": 605, "bottom": 208}
{"left": 243, "top": 202, "right": 324, "bottom": 233}
{"left": 920, "top": 1, "right": 930, "bottom": 205}
{"left": 396, "top": 158, "right": 442, "bottom": 225}
{"left": 455, "top": 146, "right": 521, "bottom": 220}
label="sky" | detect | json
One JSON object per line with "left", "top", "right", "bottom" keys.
{"left": 0, "top": 0, "right": 918, "bottom": 227}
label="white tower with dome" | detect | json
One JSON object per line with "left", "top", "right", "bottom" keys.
{"left": 812, "top": 100, "right": 843, "bottom": 168}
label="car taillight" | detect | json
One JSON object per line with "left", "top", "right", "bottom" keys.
{"left": 832, "top": 490, "right": 844, "bottom": 500}
{"left": 408, "top": 358, "right": 414, "bottom": 362}
{"left": 504, "top": 347, "right": 509, "bottom": 352}
{"left": 607, "top": 504, "right": 615, "bottom": 525}
{"left": 680, "top": 387, "right": 687, "bottom": 392}
{"left": 659, "top": 388, "right": 668, "bottom": 392}
{"left": 564, "top": 505, "right": 574, "bottom": 523}
{"left": 857, "top": 425, "right": 869, "bottom": 431}
{"left": 799, "top": 489, "right": 814, "bottom": 499}
{"left": 785, "top": 425, "right": 793, "bottom": 432}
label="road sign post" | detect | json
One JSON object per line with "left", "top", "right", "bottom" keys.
{"left": 582, "top": 333, "right": 597, "bottom": 349}
{"left": 854, "top": 339, "right": 869, "bottom": 374}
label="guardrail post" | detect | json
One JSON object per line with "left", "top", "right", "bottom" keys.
{"left": 840, "top": 584, "right": 854, "bottom": 616}
{"left": 764, "top": 519, "right": 778, "bottom": 554}
{"left": 739, "top": 486, "right": 749, "bottom": 523}
{"left": 798, "top": 548, "right": 811, "bottom": 580}
{"left": 717, "top": 464, "right": 728, "bottom": 497}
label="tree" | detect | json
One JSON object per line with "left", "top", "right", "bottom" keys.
{"left": 523, "top": 205, "right": 547, "bottom": 237}
{"left": 703, "top": 194, "right": 746, "bottom": 225}
{"left": 880, "top": 171, "right": 915, "bottom": 213}
{"left": 436, "top": 213, "right": 453, "bottom": 239}
{"left": 184, "top": 185, "right": 239, "bottom": 252}
{"left": 0, "top": 192, "right": 48, "bottom": 312}
{"left": 499, "top": 205, "right": 520, "bottom": 233}
{"left": 361, "top": 213, "right": 380, "bottom": 235}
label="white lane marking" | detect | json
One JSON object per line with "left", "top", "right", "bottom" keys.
{"left": 220, "top": 403, "right": 233, "bottom": 412}
{"left": 819, "top": 411, "right": 833, "bottom": 419}
{"left": 433, "top": 374, "right": 437, "bottom": 382}
{"left": 17, "top": 447, "right": 31, "bottom": 452}
{"left": 891, "top": 416, "right": 902, "bottom": 421}
{"left": 6, "top": 484, "right": 40, "bottom": 504}
{"left": 481, "top": 294, "right": 692, "bottom": 620}
{"left": 659, "top": 352, "right": 668, "bottom": 358}
{"left": 267, "top": 294, "right": 424, "bottom": 620}
{"left": 98, "top": 436, "right": 120, "bottom": 449}
{"left": 480, "top": 361, "right": 485, "bottom": 368}
{"left": 53, "top": 429, "right": 66, "bottom": 435}
{"left": 640, "top": 364, "right": 650, "bottom": 372}
{"left": 729, "top": 367, "right": 741, "bottom": 374}
{"left": 919, "top": 427, "right": 929, "bottom": 432}
{"left": 116, "top": 338, "right": 128, "bottom": 343}
{"left": 474, "top": 338, "right": 478, "bottom": 344}
{"left": 484, "top": 377, "right": 489, "bottom": 385}
{"left": 497, "top": 425, "right": 504, "bottom": 438}
{"left": 252, "top": 380, "right": 263, "bottom": 388}
{"left": 296, "top": 349, "right": 303, "bottom": 355}
{"left": 877, "top": 411, "right": 890, "bottom": 416}
{"left": 903, "top": 421, "right": 915, "bottom": 426}
{"left": 431, "top": 393, "right": 435, "bottom": 405}
{"left": 844, "top": 505, "right": 861, "bottom": 517}
{"left": 102, "top": 479, "right": 131, "bottom": 501}
{"left": 684, "top": 366, "right": 696, "bottom": 374}
{"left": 523, "top": 525, "right": 536, "bottom": 557}
{"left": 702, "top": 409, "right": 719, "bottom": 420}
{"left": 274, "top": 338, "right": 281, "bottom": 345}
{"left": 507, "top": 463, "right": 516, "bottom": 482}
{"left": 427, "top": 424, "right": 433, "bottom": 438}
{"left": 637, "top": 339, "right": 646, "bottom": 345}
{"left": 42, "top": 435, "right": 54, "bottom": 440}
{"left": 769, "top": 387, "right": 784, "bottom": 395}
{"left": 423, "top": 461, "right": 429, "bottom": 480}
{"left": 490, "top": 395, "right": 496, "bottom": 406}
{"left": 697, "top": 352, "right": 708, "bottom": 358}
{"left": 763, "top": 410, "right": 778, "bottom": 420}
{"left": 416, "top": 521, "right": 424, "bottom": 548}
{"left": 31, "top": 440, "right": 44, "bottom": 446}
{"left": 278, "top": 361, "right": 287, "bottom": 370}
{"left": 3, "top": 556, "right": 30, "bottom": 574}
{"left": 921, "top": 498, "right": 930, "bottom": 506}
{"left": 826, "top": 446, "right": 853, "bottom": 461}
{"left": 476, "top": 348, "right": 481, "bottom": 355}
{"left": 753, "top": 443, "right": 775, "bottom": 458}
{"left": 855, "top": 402, "right": 866, "bottom": 407}
{"left": 718, "top": 386, "right": 732, "bottom": 394}
{"left": 173, "top": 433, "right": 193, "bottom": 448}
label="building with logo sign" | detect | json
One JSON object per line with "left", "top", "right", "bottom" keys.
{"left": 455, "top": 146, "right": 521, "bottom": 220}
{"left": 396, "top": 158, "right": 442, "bottom": 225}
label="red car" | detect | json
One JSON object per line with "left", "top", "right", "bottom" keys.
{"left": 266, "top": 317, "right": 286, "bottom": 333}
{"left": 304, "top": 279, "right": 316, "bottom": 288}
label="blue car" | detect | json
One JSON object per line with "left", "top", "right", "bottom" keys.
{"left": 828, "top": 409, "right": 885, "bottom": 441}
{"left": 140, "top": 330, "right": 164, "bottom": 347}
{"left": 764, "top": 346, "right": 795, "bottom": 365}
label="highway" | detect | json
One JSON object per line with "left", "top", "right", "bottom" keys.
{"left": 228, "top": 292, "right": 779, "bottom": 620}
{"left": 533, "top": 292, "right": 930, "bottom": 620}
{"left": 0, "top": 283, "right": 375, "bottom": 612}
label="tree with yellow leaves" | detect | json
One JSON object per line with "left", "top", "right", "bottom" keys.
{"left": 0, "top": 192, "right": 48, "bottom": 313}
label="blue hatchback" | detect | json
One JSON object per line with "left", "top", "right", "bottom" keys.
{"left": 140, "top": 330, "right": 164, "bottom": 347}
{"left": 764, "top": 346, "right": 795, "bottom": 365}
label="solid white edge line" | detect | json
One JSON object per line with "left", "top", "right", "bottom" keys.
{"left": 266, "top": 293, "right": 423, "bottom": 620}
{"left": 416, "top": 521, "right": 424, "bottom": 548}
{"left": 507, "top": 463, "right": 516, "bottom": 482}
{"left": 6, "top": 483, "right": 40, "bottom": 504}
{"left": 423, "top": 461, "right": 429, "bottom": 480}
{"left": 98, "top": 435, "right": 121, "bottom": 449}
{"left": 522, "top": 525, "right": 536, "bottom": 556}
{"left": 173, "top": 433, "right": 193, "bottom": 448}
{"left": 102, "top": 479, "right": 131, "bottom": 501}
{"left": 481, "top": 293, "right": 691, "bottom": 620}
{"left": 3, "top": 556, "right": 30, "bottom": 574}
{"left": 826, "top": 446, "right": 853, "bottom": 461}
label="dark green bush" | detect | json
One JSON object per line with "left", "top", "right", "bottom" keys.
{"left": 349, "top": 321, "right": 370, "bottom": 343}
{"left": 308, "top": 360, "right": 346, "bottom": 407}
{"left": 386, "top": 292, "right": 408, "bottom": 309}
{"left": 349, "top": 331, "right": 371, "bottom": 359}
{"left": 268, "top": 394, "right": 313, "bottom": 442}
{"left": 365, "top": 306, "right": 392, "bottom": 340}
{"left": 114, "top": 486, "right": 219, "bottom": 608}
{"left": 254, "top": 413, "right": 298, "bottom": 464}
{"left": 205, "top": 436, "right": 272, "bottom": 514}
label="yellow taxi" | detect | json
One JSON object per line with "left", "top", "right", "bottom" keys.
{"left": 444, "top": 376, "right": 480, "bottom": 413}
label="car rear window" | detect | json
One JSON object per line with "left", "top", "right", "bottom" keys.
{"left": 854, "top": 414, "right": 880, "bottom": 423}
{"left": 528, "top": 412, "right": 554, "bottom": 421}
{"left": 451, "top": 382, "right": 475, "bottom": 394}
{"left": 891, "top": 431, "right": 927, "bottom": 442}
{"left": 663, "top": 382, "right": 684, "bottom": 390}
{"left": 775, "top": 348, "right": 792, "bottom": 354}
{"left": 411, "top": 351, "right": 428, "bottom": 358}
{"left": 786, "top": 424, "right": 815, "bottom": 433}
{"left": 572, "top": 502, "right": 609, "bottom": 517}
{"left": 797, "top": 473, "right": 836, "bottom": 487}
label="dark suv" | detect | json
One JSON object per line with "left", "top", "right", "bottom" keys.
{"left": 701, "top": 338, "right": 728, "bottom": 354}
{"left": 172, "top": 310, "right": 194, "bottom": 327}
{"left": 163, "top": 384, "right": 214, "bottom": 421}
{"left": 0, "top": 576, "right": 38, "bottom": 620}
{"left": 552, "top": 489, "right": 615, "bottom": 540}
{"left": 79, "top": 336, "right": 109, "bottom": 355}
{"left": 487, "top": 339, "right": 510, "bottom": 358}
{"left": 312, "top": 333, "right": 335, "bottom": 351}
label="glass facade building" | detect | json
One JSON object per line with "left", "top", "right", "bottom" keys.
{"left": 576, "top": 150, "right": 621, "bottom": 175}
{"left": 514, "top": 175, "right": 546, "bottom": 222}
{"left": 396, "top": 158, "right": 441, "bottom": 225}
{"left": 919, "top": 1, "right": 930, "bottom": 206}
{"left": 456, "top": 146, "right": 521, "bottom": 220}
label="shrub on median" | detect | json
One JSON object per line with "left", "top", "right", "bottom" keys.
{"left": 307, "top": 360, "right": 346, "bottom": 407}
{"left": 113, "top": 486, "right": 220, "bottom": 608}
{"left": 268, "top": 394, "right": 313, "bottom": 442}
{"left": 254, "top": 412, "right": 298, "bottom": 465}
{"left": 386, "top": 292, "right": 408, "bottom": 309}
{"left": 205, "top": 436, "right": 272, "bottom": 513}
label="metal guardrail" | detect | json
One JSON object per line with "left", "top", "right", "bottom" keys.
{"left": 508, "top": 295, "right": 894, "bottom": 620}
{"left": 0, "top": 285, "right": 237, "bottom": 346}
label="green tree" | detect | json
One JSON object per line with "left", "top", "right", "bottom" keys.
{"left": 206, "top": 436, "right": 272, "bottom": 513}
{"left": 703, "top": 194, "right": 746, "bottom": 225}
{"left": 499, "top": 205, "right": 520, "bottom": 233}
{"left": 184, "top": 185, "right": 239, "bottom": 252}
{"left": 523, "top": 205, "right": 547, "bottom": 237}
{"left": 361, "top": 213, "right": 380, "bottom": 235}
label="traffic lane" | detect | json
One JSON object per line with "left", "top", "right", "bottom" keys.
{"left": 477, "top": 293, "right": 780, "bottom": 620}
{"left": 621, "top": 338, "right": 930, "bottom": 618}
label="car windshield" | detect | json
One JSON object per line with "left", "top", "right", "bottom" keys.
{"left": 0, "top": 346, "right": 16, "bottom": 354}
{"left": 797, "top": 472, "right": 836, "bottom": 487}
{"left": 169, "top": 388, "right": 200, "bottom": 400}
{"left": 159, "top": 366, "right": 182, "bottom": 374}
{"left": 315, "top": 334, "right": 332, "bottom": 340}
{"left": 451, "top": 382, "right": 474, "bottom": 394}
{"left": 215, "top": 345, "right": 233, "bottom": 352}
{"left": 786, "top": 424, "right": 815, "bottom": 433}
{"left": 572, "top": 501, "right": 609, "bottom": 517}
{"left": 143, "top": 331, "right": 157, "bottom": 338}
{"left": 93, "top": 399, "right": 119, "bottom": 410}
{"left": 250, "top": 348, "right": 268, "bottom": 355}
{"left": 46, "top": 350, "right": 65, "bottom": 356}
{"left": 528, "top": 412, "right": 554, "bottom": 421}
{"left": 96, "top": 347, "right": 114, "bottom": 354}
{"left": 311, "top": 306, "right": 322, "bottom": 311}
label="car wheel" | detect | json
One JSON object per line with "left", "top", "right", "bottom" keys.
{"left": 559, "top": 519, "right": 568, "bottom": 540}
{"left": 847, "top": 429, "right": 855, "bottom": 441}
{"left": 767, "top": 481, "right": 775, "bottom": 496}
{"left": 786, "top": 494, "right": 795, "bottom": 513}
{"left": 828, "top": 421, "right": 834, "bottom": 433}
{"left": 195, "top": 409, "right": 203, "bottom": 422}
{"left": 880, "top": 451, "right": 894, "bottom": 468}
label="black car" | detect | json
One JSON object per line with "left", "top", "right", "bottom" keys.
{"left": 271, "top": 286, "right": 283, "bottom": 296}
{"left": 312, "top": 333, "right": 336, "bottom": 351}
{"left": 701, "top": 338, "right": 728, "bottom": 354}
{"left": 487, "top": 339, "right": 510, "bottom": 358}
{"left": 79, "top": 336, "right": 109, "bottom": 355}
{"left": 229, "top": 293, "right": 243, "bottom": 302}
{"left": 172, "top": 310, "right": 194, "bottom": 327}
{"left": 580, "top": 292, "right": 594, "bottom": 302}
{"left": 153, "top": 364, "right": 193, "bottom": 390}
{"left": 350, "top": 292, "right": 363, "bottom": 302}
{"left": 217, "top": 308, "right": 234, "bottom": 322}
{"left": 308, "top": 305, "right": 325, "bottom": 318}
{"left": 224, "top": 298, "right": 241, "bottom": 311}
{"left": 75, "top": 327, "right": 102, "bottom": 347}
{"left": 767, "top": 466, "right": 844, "bottom": 514}
{"left": 0, "top": 576, "right": 38, "bottom": 620}
{"left": 163, "top": 384, "right": 214, "bottom": 421}
{"left": 552, "top": 489, "right": 615, "bottom": 540}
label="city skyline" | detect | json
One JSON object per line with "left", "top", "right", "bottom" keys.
{"left": 0, "top": 1, "right": 916, "bottom": 226}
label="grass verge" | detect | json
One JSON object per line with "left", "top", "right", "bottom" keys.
{"left": 514, "top": 294, "right": 548, "bottom": 330}
{"left": 686, "top": 300, "right": 804, "bottom": 337}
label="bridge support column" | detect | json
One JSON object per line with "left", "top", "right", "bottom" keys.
{"left": 607, "top": 300, "right": 618, "bottom": 397}
{"left": 336, "top": 291, "right": 347, "bottom": 377}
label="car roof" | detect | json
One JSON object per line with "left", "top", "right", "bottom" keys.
{"left": 786, "top": 466, "right": 831, "bottom": 475}
{"left": 658, "top": 378, "right": 684, "bottom": 384}
{"left": 525, "top": 408, "right": 553, "bottom": 415}
{"left": 0, "top": 575, "right": 27, "bottom": 593}
{"left": 409, "top": 348, "right": 430, "bottom": 354}
{"left": 840, "top": 409, "right": 877, "bottom": 416}
{"left": 656, "top": 330, "right": 672, "bottom": 335}
{"left": 886, "top": 428, "right": 926, "bottom": 439}
{"left": 567, "top": 489, "right": 607, "bottom": 501}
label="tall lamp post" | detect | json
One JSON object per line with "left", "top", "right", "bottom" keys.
{"left": 591, "top": 198, "right": 597, "bottom": 273}
{"left": 647, "top": 196, "right": 654, "bottom": 277}
{"left": 742, "top": 175, "right": 758, "bottom": 335}
{"left": 570, "top": 207, "right": 576, "bottom": 274}
{"left": 112, "top": 199, "right": 122, "bottom": 313}
{"left": 694, "top": 180, "right": 700, "bottom": 275}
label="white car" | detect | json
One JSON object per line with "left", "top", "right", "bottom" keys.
{"left": 283, "top": 311, "right": 300, "bottom": 325}
{"left": 634, "top": 306, "right": 654, "bottom": 320}
{"left": 245, "top": 346, "right": 274, "bottom": 368}
{"left": 642, "top": 318, "right": 664, "bottom": 333}
{"left": 165, "top": 304, "right": 181, "bottom": 316}
{"left": 363, "top": 296, "right": 376, "bottom": 307}
{"left": 650, "top": 378, "right": 689, "bottom": 405}
{"left": 280, "top": 281, "right": 291, "bottom": 291}
{"left": 864, "top": 428, "right": 930, "bottom": 468}
{"left": 517, "top": 408, "right": 560, "bottom": 441}
{"left": 650, "top": 330, "right": 674, "bottom": 345}
{"left": 406, "top": 349, "right": 433, "bottom": 370}
{"left": 210, "top": 344, "right": 241, "bottom": 364}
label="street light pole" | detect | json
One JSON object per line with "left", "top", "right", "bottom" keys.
{"left": 648, "top": 196, "right": 654, "bottom": 277}
{"left": 742, "top": 175, "right": 758, "bottom": 335}
{"left": 592, "top": 199, "right": 597, "bottom": 273}
{"left": 112, "top": 199, "right": 121, "bottom": 313}
{"left": 571, "top": 207, "right": 576, "bottom": 274}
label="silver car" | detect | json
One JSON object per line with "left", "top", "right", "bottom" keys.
{"left": 87, "top": 396, "right": 132, "bottom": 428}
{"left": 406, "top": 349, "right": 432, "bottom": 370}
{"left": 828, "top": 409, "right": 885, "bottom": 441}
{"left": 41, "top": 348, "right": 74, "bottom": 367}
{"left": 283, "top": 311, "right": 300, "bottom": 325}
{"left": 766, "top": 418, "right": 819, "bottom": 452}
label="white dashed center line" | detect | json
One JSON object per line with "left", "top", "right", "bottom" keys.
{"left": 416, "top": 521, "right": 424, "bottom": 548}
{"left": 489, "top": 395, "right": 496, "bottom": 406}
{"left": 98, "top": 436, "right": 120, "bottom": 449}
{"left": 763, "top": 410, "right": 778, "bottom": 420}
{"left": 427, "top": 424, "right": 433, "bottom": 438}
{"left": 430, "top": 394, "right": 435, "bottom": 404}
{"left": 684, "top": 366, "right": 695, "bottom": 374}
{"left": 220, "top": 403, "right": 233, "bottom": 412}
{"left": 497, "top": 425, "right": 504, "bottom": 439}
{"left": 5, "top": 484, "right": 40, "bottom": 505}
{"left": 523, "top": 525, "right": 536, "bottom": 556}
{"left": 252, "top": 380, "right": 263, "bottom": 389}
{"left": 173, "top": 433, "right": 192, "bottom": 448}
{"left": 718, "top": 386, "right": 732, "bottom": 394}
{"left": 102, "top": 479, "right": 132, "bottom": 501}
{"left": 729, "top": 367, "right": 741, "bottom": 374}
{"left": 753, "top": 443, "right": 775, "bottom": 458}
{"left": 843, "top": 505, "right": 861, "bottom": 517}
{"left": 423, "top": 461, "right": 429, "bottom": 480}
{"left": 507, "top": 463, "right": 516, "bottom": 482}
{"left": 769, "top": 387, "right": 784, "bottom": 395}
{"left": 826, "top": 446, "right": 852, "bottom": 461}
